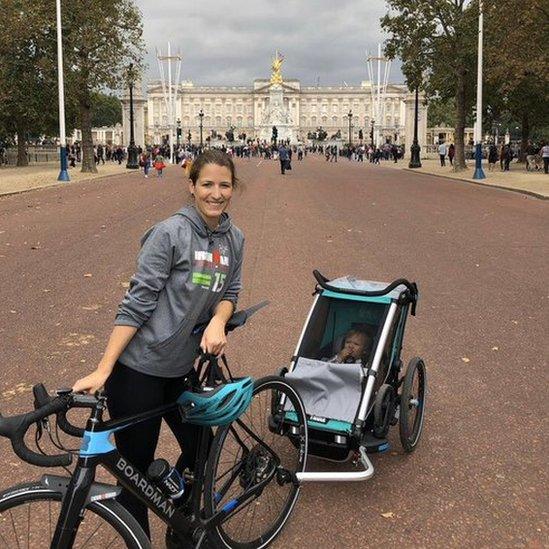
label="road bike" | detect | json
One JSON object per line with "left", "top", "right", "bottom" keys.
{"left": 0, "top": 306, "right": 308, "bottom": 548}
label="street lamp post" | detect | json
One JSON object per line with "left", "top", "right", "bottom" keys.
{"left": 370, "top": 119, "right": 375, "bottom": 148}
{"left": 473, "top": 0, "right": 486, "bottom": 179}
{"left": 409, "top": 86, "right": 422, "bottom": 168}
{"left": 347, "top": 110, "right": 353, "bottom": 148}
{"left": 198, "top": 109, "right": 204, "bottom": 149}
{"left": 55, "top": 0, "right": 69, "bottom": 181}
{"left": 126, "top": 63, "right": 139, "bottom": 169}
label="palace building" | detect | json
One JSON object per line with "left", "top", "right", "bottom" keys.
{"left": 121, "top": 56, "right": 427, "bottom": 149}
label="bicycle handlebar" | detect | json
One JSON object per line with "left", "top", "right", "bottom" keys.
{"left": 33, "top": 383, "right": 88, "bottom": 438}
{"left": 0, "top": 394, "right": 73, "bottom": 467}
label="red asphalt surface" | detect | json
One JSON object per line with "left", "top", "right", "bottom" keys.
{"left": 0, "top": 155, "right": 547, "bottom": 548}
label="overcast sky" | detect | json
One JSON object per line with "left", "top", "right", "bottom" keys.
{"left": 134, "top": 0, "right": 403, "bottom": 87}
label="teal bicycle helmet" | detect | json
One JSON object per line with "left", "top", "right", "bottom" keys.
{"left": 177, "top": 377, "right": 254, "bottom": 426}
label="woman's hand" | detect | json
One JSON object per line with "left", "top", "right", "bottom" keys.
{"left": 200, "top": 317, "right": 227, "bottom": 356}
{"left": 73, "top": 366, "right": 111, "bottom": 394}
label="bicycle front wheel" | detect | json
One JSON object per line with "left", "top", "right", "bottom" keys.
{"left": 204, "top": 375, "right": 308, "bottom": 549}
{"left": 0, "top": 482, "right": 151, "bottom": 548}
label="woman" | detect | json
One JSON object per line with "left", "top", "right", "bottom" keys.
{"left": 73, "top": 149, "right": 244, "bottom": 538}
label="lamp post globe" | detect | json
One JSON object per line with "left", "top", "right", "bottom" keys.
{"left": 125, "top": 63, "right": 139, "bottom": 170}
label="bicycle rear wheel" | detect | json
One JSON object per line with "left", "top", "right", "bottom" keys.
{"left": 0, "top": 482, "right": 150, "bottom": 548}
{"left": 204, "top": 376, "right": 308, "bottom": 549}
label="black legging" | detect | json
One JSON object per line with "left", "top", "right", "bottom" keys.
{"left": 105, "top": 362, "right": 203, "bottom": 537}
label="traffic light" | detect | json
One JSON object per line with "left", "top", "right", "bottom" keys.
{"left": 176, "top": 128, "right": 182, "bottom": 137}
{"left": 358, "top": 129, "right": 363, "bottom": 141}
{"left": 272, "top": 126, "right": 278, "bottom": 142}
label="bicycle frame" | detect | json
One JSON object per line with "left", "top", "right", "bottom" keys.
{"left": 51, "top": 393, "right": 278, "bottom": 548}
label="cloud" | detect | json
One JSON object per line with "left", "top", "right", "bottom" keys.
{"left": 135, "top": 0, "right": 404, "bottom": 86}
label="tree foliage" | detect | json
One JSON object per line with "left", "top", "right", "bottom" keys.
{"left": 382, "top": 0, "right": 478, "bottom": 170}
{"left": 91, "top": 93, "right": 123, "bottom": 128}
{"left": 0, "top": 0, "right": 143, "bottom": 169}
{"left": 0, "top": 0, "right": 58, "bottom": 164}
{"left": 61, "top": 0, "right": 145, "bottom": 172}
{"left": 483, "top": 0, "right": 549, "bottom": 157}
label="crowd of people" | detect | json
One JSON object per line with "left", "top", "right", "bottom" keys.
{"left": 36, "top": 137, "right": 549, "bottom": 177}
{"left": 317, "top": 143, "right": 404, "bottom": 163}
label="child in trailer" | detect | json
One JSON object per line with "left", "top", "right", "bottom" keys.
{"left": 325, "top": 328, "right": 372, "bottom": 365}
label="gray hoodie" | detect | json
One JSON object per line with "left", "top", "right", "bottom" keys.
{"left": 115, "top": 205, "right": 244, "bottom": 377}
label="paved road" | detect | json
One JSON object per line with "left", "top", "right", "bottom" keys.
{"left": 0, "top": 156, "right": 547, "bottom": 548}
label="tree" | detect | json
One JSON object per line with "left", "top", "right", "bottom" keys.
{"left": 484, "top": 0, "right": 549, "bottom": 159}
{"left": 62, "top": 0, "right": 145, "bottom": 172}
{"left": 382, "top": 0, "right": 478, "bottom": 170}
{"left": 91, "top": 93, "right": 122, "bottom": 128}
{"left": 0, "top": 0, "right": 58, "bottom": 165}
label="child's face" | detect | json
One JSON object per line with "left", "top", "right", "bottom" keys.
{"left": 343, "top": 333, "right": 368, "bottom": 360}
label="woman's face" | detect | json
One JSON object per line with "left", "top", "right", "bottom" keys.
{"left": 189, "top": 163, "right": 234, "bottom": 229}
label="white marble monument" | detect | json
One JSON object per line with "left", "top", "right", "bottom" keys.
{"left": 257, "top": 54, "right": 297, "bottom": 143}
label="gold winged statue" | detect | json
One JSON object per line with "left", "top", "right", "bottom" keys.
{"left": 270, "top": 51, "right": 284, "bottom": 85}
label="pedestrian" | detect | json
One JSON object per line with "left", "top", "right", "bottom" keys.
{"left": 72, "top": 149, "right": 244, "bottom": 542}
{"left": 68, "top": 150, "right": 76, "bottom": 168}
{"left": 448, "top": 143, "right": 455, "bottom": 166}
{"left": 438, "top": 141, "right": 447, "bottom": 167}
{"left": 541, "top": 141, "right": 549, "bottom": 174}
{"left": 373, "top": 148, "right": 381, "bottom": 164}
{"left": 391, "top": 144, "right": 398, "bottom": 163}
{"left": 97, "top": 144, "right": 105, "bottom": 165}
{"left": 139, "top": 151, "right": 150, "bottom": 178}
{"left": 488, "top": 143, "right": 498, "bottom": 171}
{"left": 503, "top": 144, "right": 513, "bottom": 171}
{"left": 278, "top": 143, "right": 289, "bottom": 174}
{"left": 154, "top": 154, "right": 166, "bottom": 177}
{"left": 499, "top": 144, "right": 505, "bottom": 171}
